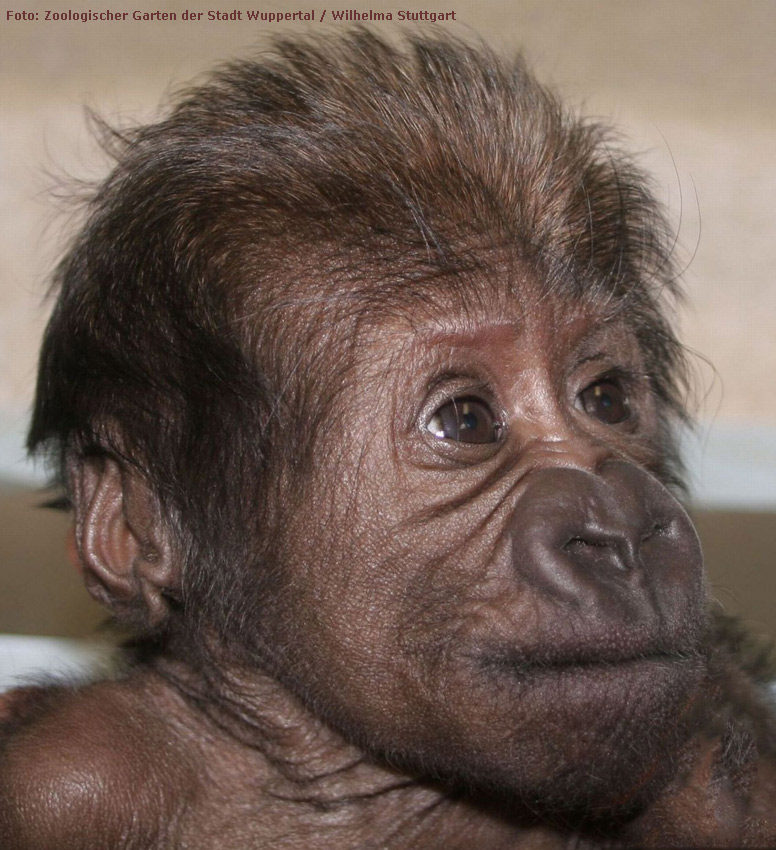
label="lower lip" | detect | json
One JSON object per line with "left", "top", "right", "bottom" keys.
{"left": 510, "top": 650, "right": 693, "bottom": 676}
{"left": 478, "top": 650, "right": 704, "bottom": 693}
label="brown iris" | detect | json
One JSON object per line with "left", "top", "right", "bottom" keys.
{"left": 427, "top": 397, "right": 501, "bottom": 443}
{"left": 578, "top": 381, "right": 629, "bottom": 424}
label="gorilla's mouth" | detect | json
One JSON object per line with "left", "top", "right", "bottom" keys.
{"left": 480, "top": 646, "right": 702, "bottom": 679}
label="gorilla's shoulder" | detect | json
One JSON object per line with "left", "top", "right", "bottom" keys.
{"left": 0, "top": 675, "right": 198, "bottom": 850}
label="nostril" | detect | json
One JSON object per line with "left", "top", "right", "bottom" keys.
{"left": 641, "top": 518, "right": 674, "bottom": 544}
{"left": 560, "top": 530, "right": 635, "bottom": 573}
{"left": 563, "top": 518, "right": 676, "bottom": 554}
{"left": 562, "top": 535, "right": 610, "bottom": 551}
{"left": 510, "top": 464, "right": 704, "bottom": 592}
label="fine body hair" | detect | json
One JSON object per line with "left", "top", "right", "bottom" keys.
{"left": 29, "top": 29, "right": 689, "bottom": 667}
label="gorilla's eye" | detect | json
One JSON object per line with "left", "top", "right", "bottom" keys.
{"left": 427, "top": 397, "right": 502, "bottom": 444}
{"left": 578, "top": 380, "right": 630, "bottom": 425}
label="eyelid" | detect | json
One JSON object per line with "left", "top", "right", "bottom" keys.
{"left": 580, "top": 367, "right": 639, "bottom": 392}
{"left": 421, "top": 376, "right": 502, "bottom": 426}
{"left": 424, "top": 370, "right": 492, "bottom": 398}
{"left": 412, "top": 376, "right": 507, "bottom": 461}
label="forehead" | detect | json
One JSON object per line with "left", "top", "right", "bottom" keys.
{"left": 352, "top": 259, "right": 637, "bottom": 360}
{"left": 252, "top": 245, "right": 646, "bottom": 392}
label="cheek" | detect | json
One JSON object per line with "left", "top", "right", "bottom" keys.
{"left": 274, "top": 519, "right": 469, "bottom": 702}
{"left": 269, "top": 458, "right": 499, "bottom": 732}
{"left": 267, "top": 435, "right": 710, "bottom": 808}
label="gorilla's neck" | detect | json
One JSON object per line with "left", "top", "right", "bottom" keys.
{"left": 143, "top": 655, "right": 763, "bottom": 849}
{"left": 145, "top": 656, "right": 545, "bottom": 848}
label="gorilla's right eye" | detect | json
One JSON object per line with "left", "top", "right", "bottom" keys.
{"left": 426, "top": 397, "right": 502, "bottom": 444}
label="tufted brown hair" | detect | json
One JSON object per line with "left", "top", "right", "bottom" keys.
{"left": 29, "top": 29, "right": 689, "bottom": 657}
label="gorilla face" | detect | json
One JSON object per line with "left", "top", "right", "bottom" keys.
{"left": 256, "top": 283, "right": 708, "bottom": 813}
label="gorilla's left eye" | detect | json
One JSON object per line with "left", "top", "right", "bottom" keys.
{"left": 578, "top": 380, "right": 630, "bottom": 425}
{"left": 427, "top": 397, "right": 502, "bottom": 444}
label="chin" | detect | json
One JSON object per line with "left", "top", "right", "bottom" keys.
{"left": 394, "top": 650, "right": 709, "bottom": 814}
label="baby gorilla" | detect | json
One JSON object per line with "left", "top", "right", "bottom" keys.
{"left": 1, "top": 29, "right": 775, "bottom": 849}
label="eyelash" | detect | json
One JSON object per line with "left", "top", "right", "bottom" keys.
{"left": 420, "top": 377, "right": 503, "bottom": 434}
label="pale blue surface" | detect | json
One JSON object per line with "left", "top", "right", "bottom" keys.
{"left": 0, "top": 634, "right": 116, "bottom": 692}
{"left": 680, "top": 424, "right": 776, "bottom": 509}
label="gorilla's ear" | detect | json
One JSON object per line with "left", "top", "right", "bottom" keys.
{"left": 68, "top": 456, "right": 179, "bottom": 629}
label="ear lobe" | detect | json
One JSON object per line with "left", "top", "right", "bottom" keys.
{"left": 69, "top": 456, "right": 178, "bottom": 629}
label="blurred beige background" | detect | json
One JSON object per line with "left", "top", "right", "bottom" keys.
{"left": 1, "top": 1, "right": 774, "bottom": 645}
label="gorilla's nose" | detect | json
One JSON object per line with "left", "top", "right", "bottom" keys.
{"left": 509, "top": 461, "right": 703, "bottom": 602}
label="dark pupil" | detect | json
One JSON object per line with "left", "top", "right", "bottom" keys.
{"left": 428, "top": 398, "right": 498, "bottom": 444}
{"left": 582, "top": 382, "right": 628, "bottom": 424}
